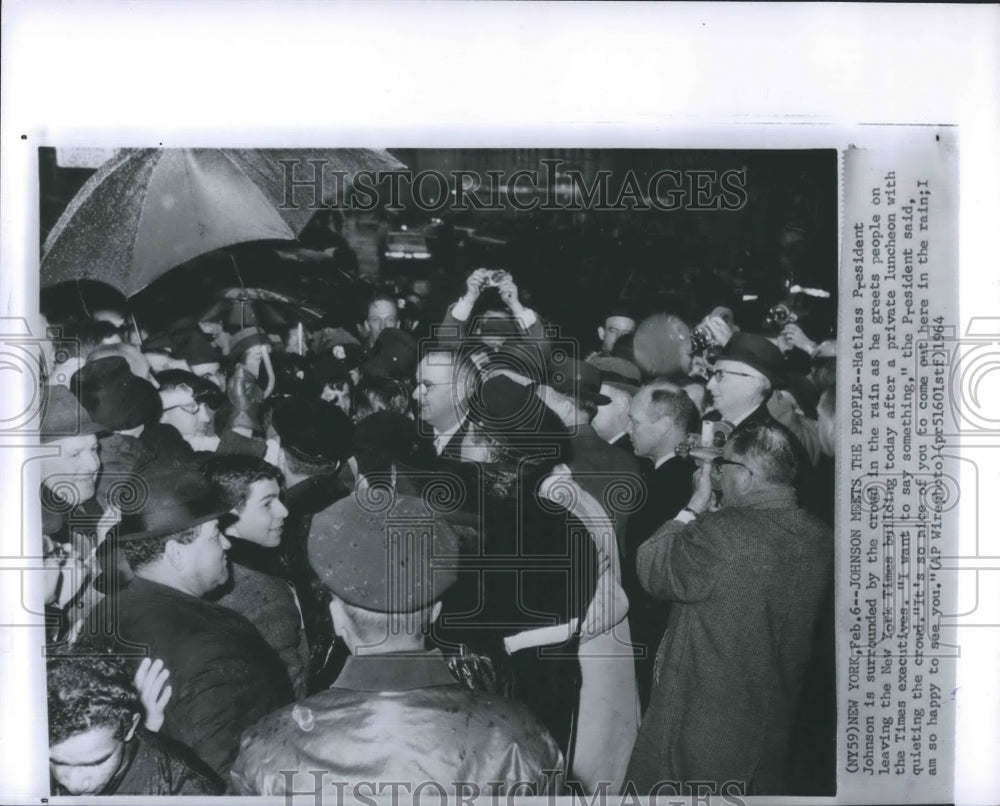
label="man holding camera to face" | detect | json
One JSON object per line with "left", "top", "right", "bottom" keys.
{"left": 441, "top": 267, "right": 545, "bottom": 350}
{"left": 624, "top": 422, "right": 832, "bottom": 795}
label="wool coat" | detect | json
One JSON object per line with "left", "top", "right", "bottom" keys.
{"left": 624, "top": 486, "right": 833, "bottom": 794}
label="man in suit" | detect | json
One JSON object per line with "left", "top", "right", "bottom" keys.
{"left": 625, "top": 423, "right": 832, "bottom": 795}
{"left": 704, "top": 332, "right": 814, "bottom": 484}
{"left": 412, "top": 343, "right": 479, "bottom": 459}
{"left": 590, "top": 378, "right": 638, "bottom": 453}
{"left": 537, "top": 358, "right": 641, "bottom": 561}
{"left": 623, "top": 382, "right": 700, "bottom": 707}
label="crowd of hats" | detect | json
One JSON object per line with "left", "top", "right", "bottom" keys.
{"left": 39, "top": 288, "right": 825, "bottom": 617}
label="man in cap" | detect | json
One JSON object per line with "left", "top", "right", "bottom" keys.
{"left": 230, "top": 493, "right": 563, "bottom": 795}
{"left": 624, "top": 423, "right": 832, "bottom": 795}
{"left": 622, "top": 382, "right": 700, "bottom": 707}
{"left": 89, "top": 466, "right": 293, "bottom": 779}
{"left": 202, "top": 455, "right": 308, "bottom": 698}
{"left": 270, "top": 397, "right": 355, "bottom": 691}
{"left": 537, "top": 357, "right": 641, "bottom": 560}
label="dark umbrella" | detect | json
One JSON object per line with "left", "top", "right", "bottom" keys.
{"left": 41, "top": 148, "right": 403, "bottom": 296}
{"left": 201, "top": 288, "right": 325, "bottom": 331}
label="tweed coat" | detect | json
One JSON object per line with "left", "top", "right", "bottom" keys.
{"left": 624, "top": 486, "right": 833, "bottom": 794}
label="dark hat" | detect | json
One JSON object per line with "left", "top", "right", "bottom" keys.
{"left": 39, "top": 385, "right": 105, "bottom": 443}
{"left": 269, "top": 352, "right": 318, "bottom": 398}
{"left": 272, "top": 397, "right": 353, "bottom": 466}
{"left": 311, "top": 326, "right": 362, "bottom": 355}
{"left": 544, "top": 356, "right": 611, "bottom": 406}
{"left": 605, "top": 302, "right": 637, "bottom": 321}
{"left": 227, "top": 327, "right": 269, "bottom": 362}
{"left": 485, "top": 340, "right": 547, "bottom": 385}
{"left": 364, "top": 328, "right": 418, "bottom": 382}
{"left": 314, "top": 342, "right": 364, "bottom": 389}
{"left": 117, "top": 465, "right": 229, "bottom": 542}
{"left": 716, "top": 332, "right": 786, "bottom": 388}
{"left": 474, "top": 315, "right": 521, "bottom": 338}
{"left": 172, "top": 329, "right": 221, "bottom": 367}
{"left": 154, "top": 369, "right": 225, "bottom": 409}
{"left": 352, "top": 412, "right": 422, "bottom": 476}
{"left": 586, "top": 354, "right": 641, "bottom": 386}
{"left": 468, "top": 374, "right": 548, "bottom": 432}
{"left": 309, "top": 493, "right": 460, "bottom": 612}
{"left": 74, "top": 357, "right": 162, "bottom": 432}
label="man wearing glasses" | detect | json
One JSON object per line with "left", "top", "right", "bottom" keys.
{"left": 625, "top": 422, "right": 833, "bottom": 796}
{"left": 704, "top": 332, "right": 787, "bottom": 432}
{"left": 412, "top": 344, "right": 478, "bottom": 459}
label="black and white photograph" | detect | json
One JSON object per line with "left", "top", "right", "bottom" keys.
{"left": 36, "top": 146, "right": 838, "bottom": 797}
{"left": 2, "top": 4, "right": 997, "bottom": 806}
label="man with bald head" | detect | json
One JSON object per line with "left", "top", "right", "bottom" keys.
{"left": 625, "top": 422, "right": 832, "bottom": 794}
{"left": 623, "top": 382, "right": 700, "bottom": 706}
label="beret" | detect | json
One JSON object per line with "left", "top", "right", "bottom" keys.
{"left": 308, "top": 493, "right": 459, "bottom": 613}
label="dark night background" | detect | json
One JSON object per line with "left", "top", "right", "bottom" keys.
{"left": 39, "top": 148, "right": 837, "bottom": 348}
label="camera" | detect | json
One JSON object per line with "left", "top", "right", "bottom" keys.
{"left": 690, "top": 324, "right": 721, "bottom": 358}
{"left": 765, "top": 303, "right": 798, "bottom": 330}
{"left": 481, "top": 269, "right": 508, "bottom": 288}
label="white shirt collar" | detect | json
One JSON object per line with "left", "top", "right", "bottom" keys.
{"left": 728, "top": 403, "right": 762, "bottom": 427}
{"left": 433, "top": 420, "right": 463, "bottom": 455}
{"left": 653, "top": 449, "right": 677, "bottom": 470}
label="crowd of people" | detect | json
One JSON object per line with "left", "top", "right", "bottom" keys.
{"left": 39, "top": 264, "right": 838, "bottom": 797}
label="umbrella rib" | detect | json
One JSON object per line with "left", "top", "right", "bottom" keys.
{"left": 128, "top": 153, "right": 164, "bottom": 297}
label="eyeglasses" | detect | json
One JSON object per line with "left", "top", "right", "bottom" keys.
{"left": 711, "top": 457, "right": 753, "bottom": 476}
{"left": 709, "top": 368, "right": 758, "bottom": 382}
{"left": 176, "top": 401, "right": 201, "bottom": 414}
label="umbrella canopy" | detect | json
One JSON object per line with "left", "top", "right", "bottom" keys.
{"left": 41, "top": 148, "right": 403, "bottom": 297}
{"left": 202, "top": 287, "right": 325, "bottom": 331}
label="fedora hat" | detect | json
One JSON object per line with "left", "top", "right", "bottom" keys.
{"left": 272, "top": 397, "right": 353, "bottom": 466}
{"left": 116, "top": 465, "right": 229, "bottom": 542}
{"left": 716, "top": 332, "right": 786, "bottom": 388}
{"left": 39, "top": 385, "right": 106, "bottom": 443}
{"left": 545, "top": 356, "right": 611, "bottom": 406}
{"left": 73, "top": 356, "right": 162, "bottom": 432}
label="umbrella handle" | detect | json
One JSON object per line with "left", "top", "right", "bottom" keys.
{"left": 260, "top": 346, "right": 276, "bottom": 399}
